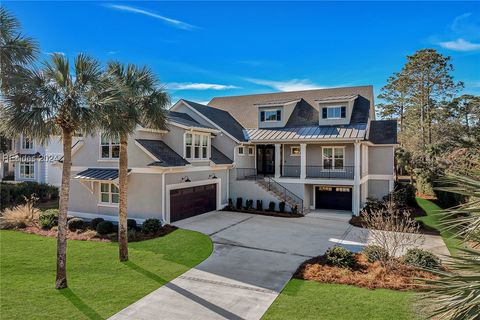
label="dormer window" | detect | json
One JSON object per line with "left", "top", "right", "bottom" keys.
{"left": 260, "top": 109, "right": 281, "bottom": 122}
{"left": 322, "top": 106, "right": 346, "bottom": 119}
{"left": 184, "top": 132, "right": 209, "bottom": 160}
{"left": 21, "top": 136, "right": 33, "bottom": 150}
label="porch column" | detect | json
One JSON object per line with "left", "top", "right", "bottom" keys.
{"left": 300, "top": 143, "right": 307, "bottom": 179}
{"left": 274, "top": 144, "right": 281, "bottom": 178}
{"left": 353, "top": 142, "right": 361, "bottom": 215}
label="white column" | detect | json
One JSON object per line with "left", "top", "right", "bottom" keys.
{"left": 353, "top": 142, "right": 361, "bottom": 215}
{"left": 300, "top": 143, "right": 307, "bottom": 179}
{"left": 389, "top": 179, "right": 394, "bottom": 192}
{"left": 274, "top": 144, "right": 281, "bottom": 178}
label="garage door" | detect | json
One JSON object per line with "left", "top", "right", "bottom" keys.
{"left": 315, "top": 186, "right": 352, "bottom": 211}
{"left": 170, "top": 183, "right": 217, "bottom": 222}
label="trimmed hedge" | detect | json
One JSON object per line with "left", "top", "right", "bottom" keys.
{"left": 0, "top": 182, "right": 58, "bottom": 210}
{"left": 67, "top": 218, "right": 85, "bottom": 231}
{"left": 142, "top": 218, "right": 162, "bottom": 233}
{"left": 90, "top": 218, "right": 105, "bottom": 230}
{"left": 96, "top": 221, "right": 114, "bottom": 235}
{"left": 127, "top": 219, "right": 137, "bottom": 230}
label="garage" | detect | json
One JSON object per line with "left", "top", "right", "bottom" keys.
{"left": 170, "top": 183, "right": 217, "bottom": 222}
{"left": 315, "top": 186, "right": 352, "bottom": 211}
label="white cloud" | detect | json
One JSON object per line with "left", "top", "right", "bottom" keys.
{"left": 107, "top": 51, "right": 118, "bottom": 55}
{"left": 167, "top": 82, "right": 239, "bottom": 90}
{"left": 244, "top": 78, "right": 326, "bottom": 92}
{"left": 438, "top": 38, "right": 480, "bottom": 51}
{"left": 106, "top": 4, "right": 197, "bottom": 30}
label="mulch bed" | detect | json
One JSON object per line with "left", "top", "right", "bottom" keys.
{"left": 295, "top": 253, "right": 437, "bottom": 291}
{"left": 20, "top": 224, "right": 177, "bottom": 242}
{"left": 222, "top": 208, "right": 303, "bottom": 218}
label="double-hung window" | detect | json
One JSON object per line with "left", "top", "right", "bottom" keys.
{"left": 19, "top": 161, "right": 34, "bottom": 179}
{"left": 21, "top": 136, "right": 33, "bottom": 150}
{"left": 185, "top": 133, "right": 209, "bottom": 160}
{"left": 322, "top": 147, "right": 344, "bottom": 170}
{"left": 100, "top": 183, "right": 119, "bottom": 205}
{"left": 100, "top": 134, "right": 119, "bottom": 159}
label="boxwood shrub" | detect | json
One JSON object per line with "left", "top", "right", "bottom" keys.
{"left": 142, "top": 218, "right": 162, "bottom": 233}
{"left": 363, "top": 245, "right": 389, "bottom": 263}
{"left": 96, "top": 221, "right": 114, "bottom": 235}
{"left": 127, "top": 219, "right": 137, "bottom": 230}
{"left": 67, "top": 218, "right": 85, "bottom": 231}
{"left": 403, "top": 248, "right": 441, "bottom": 270}
{"left": 90, "top": 217, "right": 105, "bottom": 230}
{"left": 0, "top": 182, "right": 58, "bottom": 210}
{"left": 324, "top": 247, "right": 356, "bottom": 268}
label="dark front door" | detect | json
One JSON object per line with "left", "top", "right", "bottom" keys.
{"left": 257, "top": 145, "right": 275, "bottom": 175}
{"left": 170, "top": 184, "right": 217, "bottom": 222}
{"left": 315, "top": 186, "right": 352, "bottom": 211}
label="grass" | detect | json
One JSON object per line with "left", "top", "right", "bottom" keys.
{"left": 415, "top": 197, "right": 462, "bottom": 254}
{"left": 0, "top": 229, "right": 212, "bottom": 319}
{"left": 262, "top": 279, "right": 418, "bottom": 320}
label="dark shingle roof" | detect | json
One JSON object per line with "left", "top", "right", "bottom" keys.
{"left": 210, "top": 146, "right": 233, "bottom": 165}
{"left": 136, "top": 139, "right": 190, "bottom": 167}
{"left": 183, "top": 100, "right": 247, "bottom": 142}
{"left": 167, "top": 111, "right": 214, "bottom": 129}
{"left": 368, "top": 120, "right": 398, "bottom": 144}
{"left": 74, "top": 168, "right": 130, "bottom": 181}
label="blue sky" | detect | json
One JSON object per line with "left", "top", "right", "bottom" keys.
{"left": 5, "top": 1, "right": 480, "bottom": 105}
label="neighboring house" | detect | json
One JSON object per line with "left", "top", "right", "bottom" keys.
{"left": 67, "top": 85, "right": 397, "bottom": 223}
{"left": 0, "top": 134, "right": 83, "bottom": 187}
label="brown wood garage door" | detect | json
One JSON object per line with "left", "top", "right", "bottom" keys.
{"left": 170, "top": 184, "right": 217, "bottom": 222}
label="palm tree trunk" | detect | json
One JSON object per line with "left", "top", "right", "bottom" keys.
{"left": 118, "top": 134, "right": 128, "bottom": 262}
{"left": 56, "top": 129, "right": 72, "bottom": 289}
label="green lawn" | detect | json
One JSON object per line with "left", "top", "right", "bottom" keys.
{"left": 0, "top": 229, "right": 212, "bottom": 320}
{"left": 415, "top": 197, "right": 461, "bottom": 254}
{"left": 263, "top": 279, "right": 418, "bottom": 320}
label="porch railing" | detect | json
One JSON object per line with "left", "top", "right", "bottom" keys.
{"left": 306, "top": 166, "right": 354, "bottom": 179}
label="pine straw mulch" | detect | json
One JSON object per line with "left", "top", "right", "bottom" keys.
{"left": 294, "top": 253, "right": 438, "bottom": 291}
{"left": 20, "top": 224, "right": 177, "bottom": 242}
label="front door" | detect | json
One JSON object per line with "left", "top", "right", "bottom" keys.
{"left": 257, "top": 145, "right": 275, "bottom": 175}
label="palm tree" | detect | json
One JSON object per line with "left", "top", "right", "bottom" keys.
{"left": 420, "top": 174, "right": 480, "bottom": 319}
{"left": 2, "top": 53, "right": 115, "bottom": 288}
{"left": 0, "top": 7, "right": 38, "bottom": 93}
{"left": 103, "top": 62, "right": 169, "bottom": 261}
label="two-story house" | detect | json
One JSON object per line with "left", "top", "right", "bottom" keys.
{"left": 67, "top": 85, "right": 397, "bottom": 223}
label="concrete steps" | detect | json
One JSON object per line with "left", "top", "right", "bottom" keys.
{"left": 255, "top": 179, "right": 308, "bottom": 214}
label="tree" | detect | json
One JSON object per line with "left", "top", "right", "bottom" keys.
{"left": 103, "top": 62, "right": 169, "bottom": 262}
{"left": 2, "top": 53, "right": 115, "bottom": 288}
{"left": 446, "top": 94, "right": 480, "bottom": 139}
{"left": 377, "top": 73, "right": 410, "bottom": 132}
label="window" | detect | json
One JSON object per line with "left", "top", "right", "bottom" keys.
{"left": 319, "top": 186, "right": 333, "bottom": 191}
{"left": 336, "top": 187, "right": 351, "bottom": 192}
{"left": 185, "top": 132, "right": 209, "bottom": 160}
{"left": 290, "top": 146, "right": 301, "bottom": 156}
{"left": 100, "top": 183, "right": 119, "bottom": 204}
{"left": 248, "top": 146, "right": 255, "bottom": 156}
{"left": 100, "top": 134, "right": 119, "bottom": 159}
{"left": 260, "top": 109, "right": 281, "bottom": 122}
{"left": 238, "top": 146, "right": 245, "bottom": 156}
{"left": 322, "top": 106, "right": 346, "bottom": 119}
{"left": 19, "top": 161, "right": 34, "bottom": 179}
{"left": 322, "top": 147, "right": 344, "bottom": 170}
{"left": 21, "top": 136, "right": 33, "bottom": 149}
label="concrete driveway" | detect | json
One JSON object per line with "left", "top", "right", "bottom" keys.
{"left": 109, "top": 210, "right": 357, "bottom": 320}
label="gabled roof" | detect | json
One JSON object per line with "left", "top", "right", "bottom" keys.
{"left": 368, "top": 120, "right": 398, "bottom": 144}
{"left": 181, "top": 100, "right": 247, "bottom": 142}
{"left": 210, "top": 146, "right": 233, "bottom": 165}
{"left": 208, "top": 85, "right": 374, "bottom": 129}
{"left": 167, "top": 111, "right": 215, "bottom": 130}
{"left": 135, "top": 139, "right": 190, "bottom": 167}
{"left": 74, "top": 168, "right": 130, "bottom": 181}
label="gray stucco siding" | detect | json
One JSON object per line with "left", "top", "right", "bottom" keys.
{"left": 368, "top": 146, "right": 394, "bottom": 175}
{"left": 368, "top": 179, "right": 390, "bottom": 200}
{"left": 305, "top": 144, "right": 354, "bottom": 167}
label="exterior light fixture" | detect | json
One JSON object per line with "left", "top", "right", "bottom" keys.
{"left": 209, "top": 174, "right": 218, "bottom": 179}
{"left": 181, "top": 176, "right": 191, "bottom": 183}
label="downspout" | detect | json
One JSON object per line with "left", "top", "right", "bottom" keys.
{"left": 161, "top": 171, "right": 166, "bottom": 222}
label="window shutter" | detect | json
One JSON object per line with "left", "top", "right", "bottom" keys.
{"left": 276, "top": 110, "right": 281, "bottom": 121}
{"left": 260, "top": 111, "right": 265, "bottom": 122}
{"left": 322, "top": 108, "right": 327, "bottom": 119}
{"left": 341, "top": 106, "right": 346, "bottom": 118}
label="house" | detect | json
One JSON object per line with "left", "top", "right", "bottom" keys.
{"left": 0, "top": 135, "right": 83, "bottom": 187}
{"left": 67, "top": 85, "right": 397, "bottom": 223}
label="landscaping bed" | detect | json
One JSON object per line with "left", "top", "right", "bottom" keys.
{"left": 223, "top": 208, "right": 302, "bottom": 218}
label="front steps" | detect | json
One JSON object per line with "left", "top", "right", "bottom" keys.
{"left": 255, "top": 178, "right": 308, "bottom": 214}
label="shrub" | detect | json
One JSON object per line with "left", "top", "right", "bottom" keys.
{"left": 403, "top": 248, "right": 441, "bottom": 270}
{"left": 96, "top": 221, "right": 114, "bottom": 235}
{"left": 279, "top": 201, "right": 286, "bottom": 213}
{"left": 392, "top": 183, "right": 417, "bottom": 208}
{"left": 127, "top": 229, "right": 138, "bottom": 241}
{"left": 324, "top": 247, "right": 356, "bottom": 268}
{"left": 39, "top": 209, "right": 58, "bottom": 229}
{"left": 291, "top": 205, "right": 298, "bottom": 215}
{"left": 362, "top": 197, "right": 386, "bottom": 214}
{"left": 127, "top": 219, "right": 137, "bottom": 230}
{"left": 142, "top": 218, "right": 162, "bottom": 233}
{"left": 256, "top": 200, "right": 263, "bottom": 211}
{"left": 90, "top": 217, "right": 105, "bottom": 230}
{"left": 67, "top": 218, "right": 85, "bottom": 231}
{"left": 245, "top": 199, "right": 253, "bottom": 210}
{"left": 268, "top": 201, "right": 275, "bottom": 212}
{"left": 236, "top": 197, "right": 243, "bottom": 210}
{"left": 0, "top": 195, "right": 40, "bottom": 229}
{"left": 363, "top": 245, "right": 389, "bottom": 263}
{"left": 227, "top": 198, "right": 233, "bottom": 210}
{"left": 0, "top": 182, "right": 58, "bottom": 210}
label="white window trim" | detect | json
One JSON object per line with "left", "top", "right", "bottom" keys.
{"left": 290, "top": 146, "right": 301, "bottom": 157}
{"left": 99, "top": 134, "right": 120, "bottom": 160}
{"left": 261, "top": 109, "right": 282, "bottom": 122}
{"left": 184, "top": 132, "right": 210, "bottom": 161}
{"left": 21, "top": 135, "right": 34, "bottom": 150}
{"left": 237, "top": 146, "right": 245, "bottom": 156}
{"left": 247, "top": 146, "right": 255, "bottom": 156}
{"left": 19, "top": 161, "right": 35, "bottom": 179}
{"left": 321, "top": 146, "right": 346, "bottom": 171}
{"left": 324, "top": 106, "right": 345, "bottom": 120}
{"left": 98, "top": 182, "right": 119, "bottom": 206}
